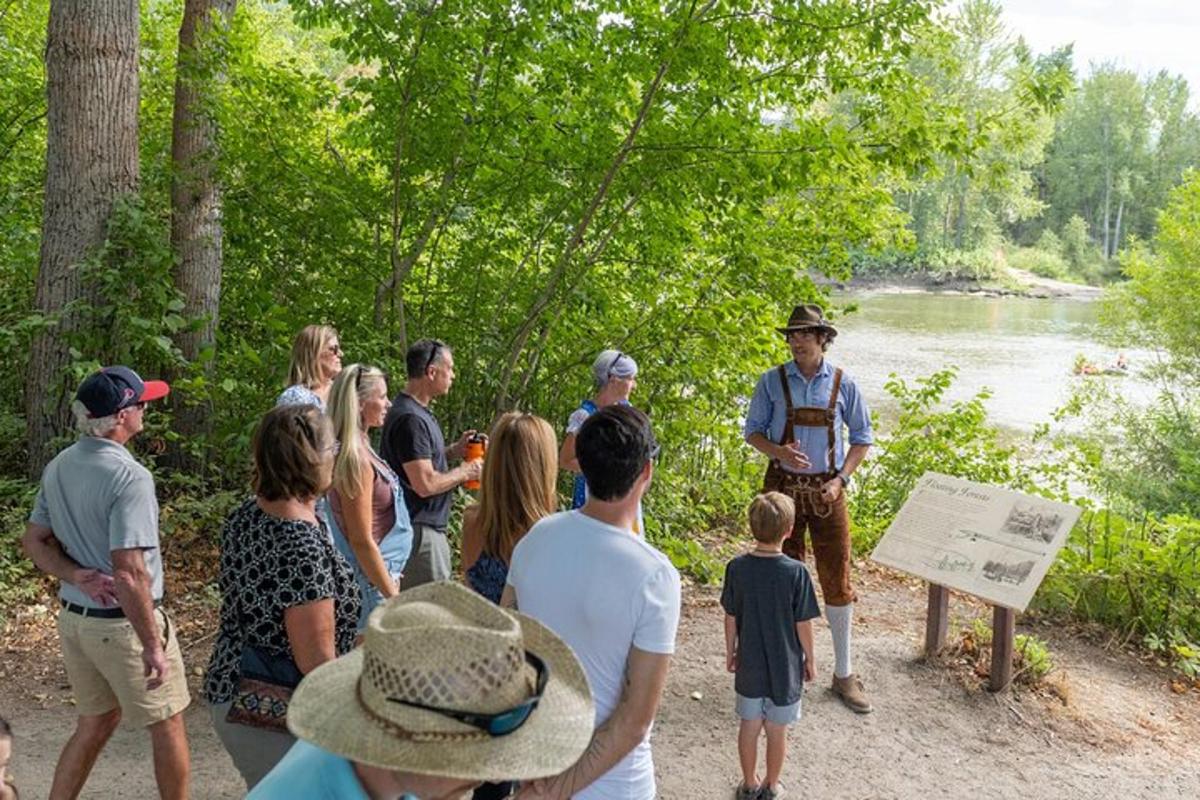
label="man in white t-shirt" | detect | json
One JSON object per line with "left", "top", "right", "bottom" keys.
{"left": 504, "top": 405, "right": 681, "bottom": 800}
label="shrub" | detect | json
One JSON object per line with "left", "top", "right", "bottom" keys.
{"left": 1007, "top": 245, "right": 1070, "bottom": 280}
{"left": 1061, "top": 214, "right": 1104, "bottom": 277}
{"left": 850, "top": 368, "right": 1035, "bottom": 551}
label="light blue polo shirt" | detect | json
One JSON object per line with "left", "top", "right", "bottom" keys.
{"left": 29, "top": 436, "right": 163, "bottom": 608}
{"left": 249, "top": 741, "right": 370, "bottom": 799}
{"left": 743, "top": 359, "right": 873, "bottom": 475}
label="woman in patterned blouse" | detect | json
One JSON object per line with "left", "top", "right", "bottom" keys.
{"left": 276, "top": 324, "right": 342, "bottom": 411}
{"left": 203, "top": 404, "right": 361, "bottom": 790}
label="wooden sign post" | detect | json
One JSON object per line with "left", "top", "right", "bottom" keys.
{"left": 924, "top": 583, "right": 950, "bottom": 656}
{"left": 872, "top": 473, "right": 1079, "bottom": 693}
{"left": 924, "top": 582, "right": 1017, "bottom": 692}
{"left": 989, "top": 605, "right": 1016, "bottom": 692}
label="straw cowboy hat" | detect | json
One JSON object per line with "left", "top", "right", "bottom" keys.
{"left": 286, "top": 581, "right": 594, "bottom": 782}
{"left": 775, "top": 303, "right": 838, "bottom": 339}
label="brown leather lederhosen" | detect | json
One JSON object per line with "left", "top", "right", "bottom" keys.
{"left": 761, "top": 364, "right": 857, "bottom": 605}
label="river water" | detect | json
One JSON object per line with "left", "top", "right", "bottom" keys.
{"left": 828, "top": 291, "right": 1156, "bottom": 435}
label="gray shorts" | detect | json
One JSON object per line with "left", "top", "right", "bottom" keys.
{"left": 404, "top": 524, "right": 452, "bottom": 588}
{"left": 735, "top": 693, "right": 801, "bottom": 725}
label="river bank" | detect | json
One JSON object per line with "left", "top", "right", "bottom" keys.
{"left": 827, "top": 267, "right": 1105, "bottom": 301}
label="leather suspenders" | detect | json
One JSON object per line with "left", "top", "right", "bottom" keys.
{"left": 775, "top": 364, "right": 843, "bottom": 475}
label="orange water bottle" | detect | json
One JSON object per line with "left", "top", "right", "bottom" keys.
{"left": 464, "top": 434, "right": 486, "bottom": 490}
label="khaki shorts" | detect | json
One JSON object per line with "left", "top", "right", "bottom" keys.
{"left": 57, "top": 606, "right": 191, "bottom": 727}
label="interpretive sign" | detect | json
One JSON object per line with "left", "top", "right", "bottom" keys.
{"left": 870, "top": 472, "right": 1081, "bottom": 612}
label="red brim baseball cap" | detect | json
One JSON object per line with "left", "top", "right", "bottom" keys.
{"left": 76, "top": 366, "right": 171, "bottom": 417}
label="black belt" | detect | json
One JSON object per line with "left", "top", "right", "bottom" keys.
{"left": 61, "top": 599, "right": 161, "bottom": 619}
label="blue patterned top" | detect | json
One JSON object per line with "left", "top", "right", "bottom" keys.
{"left": 466, "top": 553, "right": 509, "bottom": 604}
{"left": 276, "top": 384, "right": 324, "bottom": 411}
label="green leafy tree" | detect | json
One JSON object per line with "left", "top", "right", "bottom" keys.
{"left": 1041, "top": 65, "right": 1200, "bottom": 260}
{"left": 898, "top": 0, "right": 1070, "bottom": 255}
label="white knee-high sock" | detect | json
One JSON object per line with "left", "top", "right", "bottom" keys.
{"left": 826, "top": 603, "right": 853, "bottom": 678}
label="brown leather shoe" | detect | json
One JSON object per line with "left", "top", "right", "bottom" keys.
{"left": 831, "top": 674, "right": 874, "bottom": 713}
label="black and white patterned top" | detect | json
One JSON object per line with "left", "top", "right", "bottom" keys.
{"left": 203, "top": 497, "right": 361, "bottom": 704}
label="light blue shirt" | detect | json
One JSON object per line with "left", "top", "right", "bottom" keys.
{"left": 30, "top": 437, "right": 164, "bottom": 608}
{"left": 743, "top": 360, "right": 873, "bottom": 475}
{"left": 248, "top": 741, "right": 369, "bottom": 800}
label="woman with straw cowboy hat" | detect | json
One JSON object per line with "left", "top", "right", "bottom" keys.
{"left": 249, "top": 581, "right": 595, "bottom": 800}
{"left": 743, "top": 303, "right": 876, "bottom": 715}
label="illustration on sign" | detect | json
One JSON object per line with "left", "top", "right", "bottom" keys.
{"left": 869, "top": 472, "right": 1081, "bottom": 611}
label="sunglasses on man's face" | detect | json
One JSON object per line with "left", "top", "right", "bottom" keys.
{"left": 386, "top": 651, "right": 549, "bottom": 737}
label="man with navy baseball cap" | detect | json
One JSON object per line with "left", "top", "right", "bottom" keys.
{"left": 75, "top": 365, "right": 171, "bottom": 418}
{"left": 22, "top": 365, "right": 191, "bottom": 798}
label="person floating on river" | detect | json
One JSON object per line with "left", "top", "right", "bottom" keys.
{"left": 744, "top": 304, "right": 875, "bottom": 714}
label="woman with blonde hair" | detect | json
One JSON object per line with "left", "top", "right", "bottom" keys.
{"left": 324, "top": 364, "right": 413, "bottom": 630}
{"left": 277, "top": 324, "right": 342, "bottom": 410}
{"left": 461, "top": 412, "right": 559, "bottom": 603}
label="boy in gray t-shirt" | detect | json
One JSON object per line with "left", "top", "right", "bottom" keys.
{"left": 721, "top": 492, "right": 820, "bottom": 800}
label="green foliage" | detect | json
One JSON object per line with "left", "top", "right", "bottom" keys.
{"left": 897, "top": 0, "right": 1069, "bottom": 254}
{"left": 851, "top": 368, "right": 1033, "bottom": 550}
{"left": 1104, "top": 172, "right": 1200, "bottom": 376}
{"left": 1007, "top": 244, "right": 1069, "bottom": 280}
{"left": 67, "top": 196, "right": 190, "bottom": 371}
{"left": 1039, "top": 510, "right": 1200, "bottom": 675}
{"left": 1059, "top": 214, "right": 1105, "bottom": 281}
{"left": 0, "top": 477, "right": 42, "bottom": 607}
{"left": 967, "top": 617, "right": 1055, "bottom": 682}
{"left": 1040, "top": 66, "right": 1200, "bottom": 259}
{"left": 1074, "top": 174, "right": 1200, "bottom": 517}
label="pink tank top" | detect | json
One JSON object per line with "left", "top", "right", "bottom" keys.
{"left": 329, "top": 454, "right": 397, "bottom": 545}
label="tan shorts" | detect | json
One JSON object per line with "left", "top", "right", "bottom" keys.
{"left": 57, "top": 606, "right": 191, "bottom": 727}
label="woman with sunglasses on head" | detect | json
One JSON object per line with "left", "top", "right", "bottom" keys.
{"left": 324, "top": 364, "right": 414, "bottom": 631}
{"left": 559, "top": 349, "right": 645, "bottom": 532}
{"left": 277, "top": 325, "right": 342, "bottom": 411}
{"left": 204, "top": 404, "right": 361, "bottom": 790}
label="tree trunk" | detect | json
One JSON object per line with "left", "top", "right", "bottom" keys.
{"left": 954, "top": 173, "right": 967, "bottom": 250}
{"left": 26, "top": 0, "right": 140, "bottom": 477}
{"left": 1101, "top": 165, "right": 1111, "bottom": 261}
{"left": 1111, "top": 197, "right": 1124, "bottom": 259}
{"left": 165, "top": 0, "right": 237, "bottom": 472}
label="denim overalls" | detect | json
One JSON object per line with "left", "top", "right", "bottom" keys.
{"left": 321, "top": 456, "right": 413, "bottom": 631}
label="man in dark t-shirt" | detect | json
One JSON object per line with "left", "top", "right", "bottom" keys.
{"left": 721, "top": 492, "right": 820, "bottom": 800}
{"left": 380, "top": 339, "right": 482, "bottom": 587}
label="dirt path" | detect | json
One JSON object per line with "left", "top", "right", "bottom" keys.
{"left": 3, "top": 563, "right": 1197, "bottom": 799}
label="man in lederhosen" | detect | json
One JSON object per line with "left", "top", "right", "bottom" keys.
{"left": 744, "top": 304, "right": 875, "bottom": 713}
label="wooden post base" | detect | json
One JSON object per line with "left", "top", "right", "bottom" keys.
{"left": 925, "top": 583, "right": 950, "bottom": 657}
{"left": 989, "top": 605, "right": 1016, "bottom": 692}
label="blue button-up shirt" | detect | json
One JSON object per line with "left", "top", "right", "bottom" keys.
{"left": 744, "top": 360, "right": 873, "bottom": 475}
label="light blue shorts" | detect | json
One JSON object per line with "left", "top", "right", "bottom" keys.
{"left": 735, "top": 693, "right": 801, "bottom": 725}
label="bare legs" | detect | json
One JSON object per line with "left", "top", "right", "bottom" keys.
{"left": 49, "top": 709, "right": 121, "bottom": 800}
{"left": 763, "top": 721, "right": 787, "bottom": 790}
{"left": 149, "top": 713, "right": 190, "bottom": 800}
{"left": 49, "top": 710, "right": 189, "bottom": 800}
{"left": 737, "top": 719, "right": 762, "bottom": 788}
{"left": 737, "top": 719, "right": 789, "bottom": 793}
